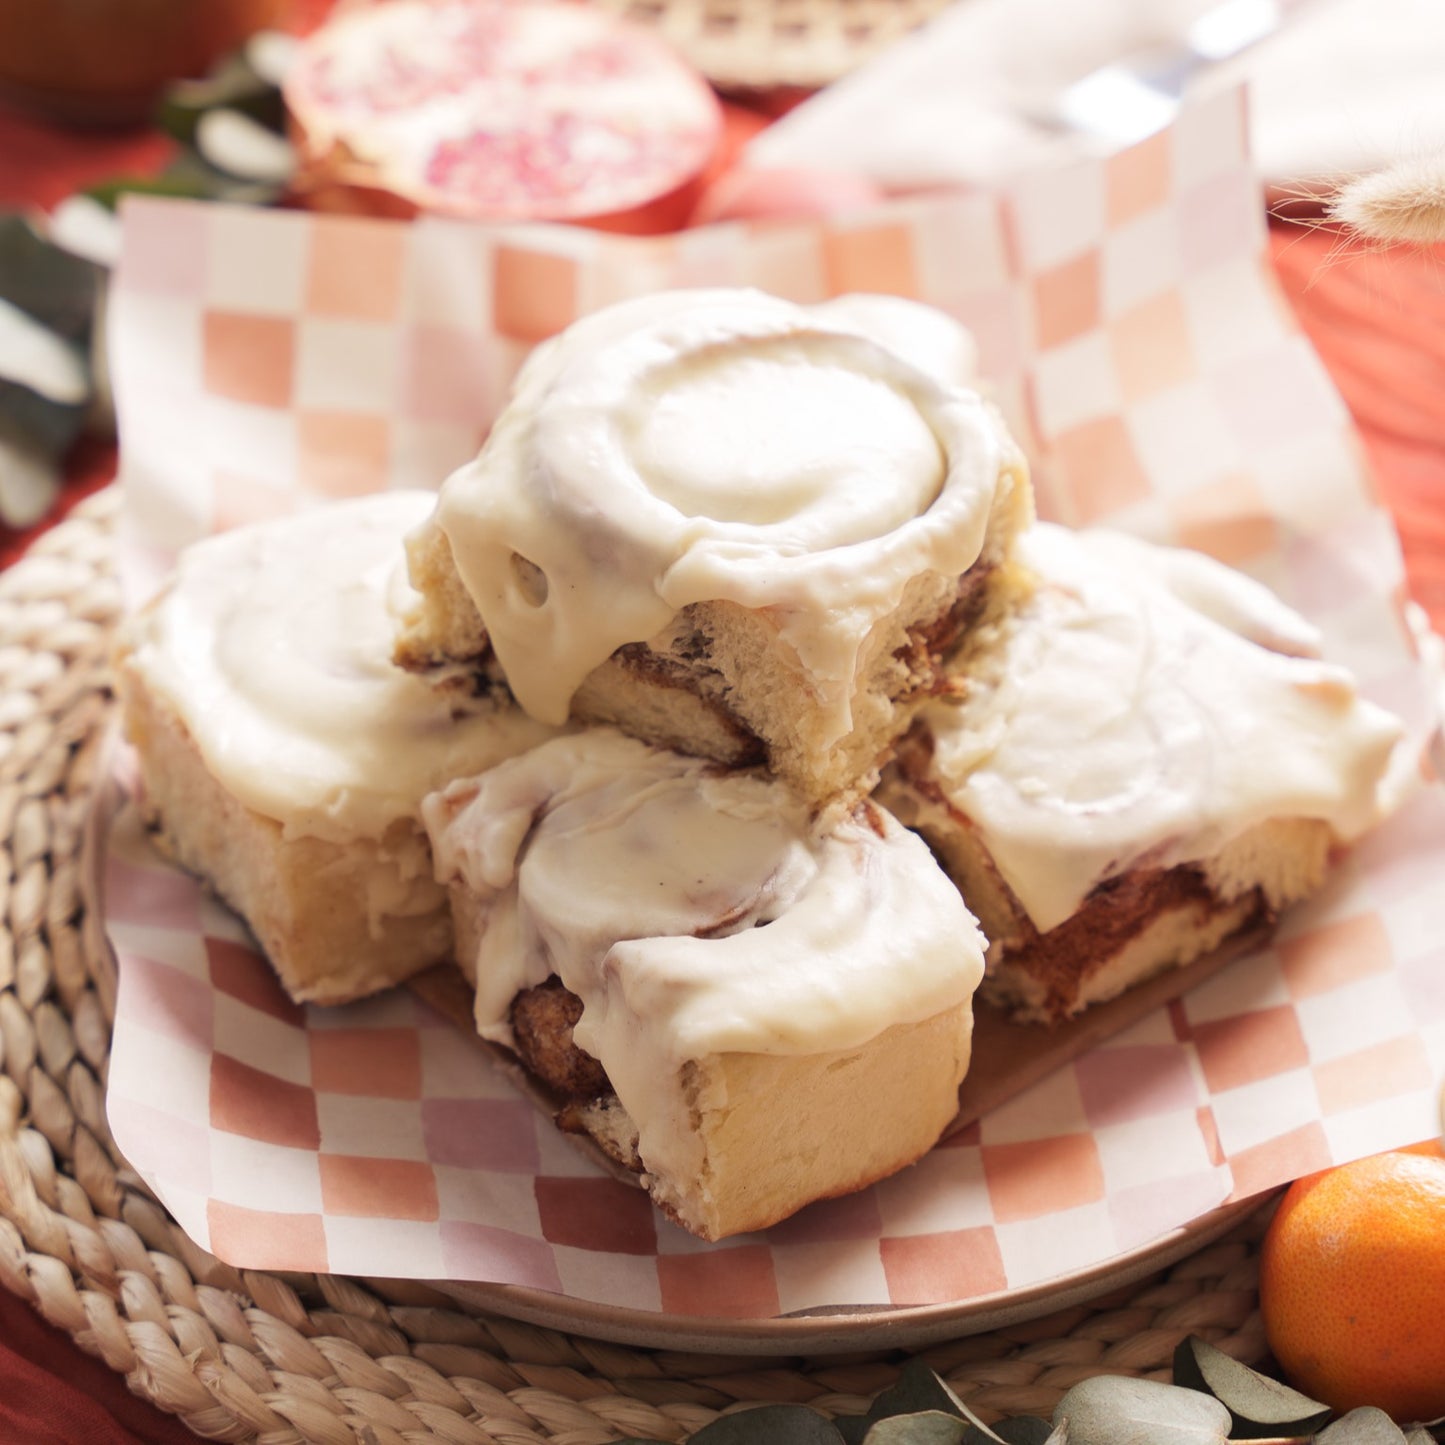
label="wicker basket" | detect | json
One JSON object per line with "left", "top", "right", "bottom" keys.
{"left": 591, "top": 0, "right": 950, "bottom": 92}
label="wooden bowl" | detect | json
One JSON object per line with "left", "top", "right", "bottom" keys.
{"left": 0, "top": 0, "right": 286, "bottom": 126}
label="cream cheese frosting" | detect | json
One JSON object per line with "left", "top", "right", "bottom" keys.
{"left": 423, "top": 729, "right": 986, "bottom": 1189}
{"left": 917, "top": 523, "right": 1405, "bottom": 933}
{"left": 126, "top": 491, "right": 559, "bottom": 843}
{"left": 428, "top": 288, "right": 1015, "bottom": 742}
{"left": 810, "top": 293, "right": 980, "bottom": 392}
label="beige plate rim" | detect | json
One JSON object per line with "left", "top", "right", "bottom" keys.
{"left": 431, "top": 1191, "right": 1272, "bottom": 1355}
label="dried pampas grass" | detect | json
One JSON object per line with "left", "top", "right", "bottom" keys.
{"left": 1327, "top": 154, "right": 1445, "bottom": 247}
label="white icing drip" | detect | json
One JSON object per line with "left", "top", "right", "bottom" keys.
{"left": 432, "top": 289, "right": 1010, "bottom": 739}
{"left": 423, "top": 729, "right": 986, "bottom": 1189}
{"left": 920, "top": 523, "right": 1405, "bottom": 932}
{"left": 127, "top": 492, "right": 560, "bottom": 842}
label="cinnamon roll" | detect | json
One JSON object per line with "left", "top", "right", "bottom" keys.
{"left": 423, "top": 728, "right": 987, "bottom": 1240}
{"left": 878, "top": 523, "right": 1405, "bottom": 1024}
{"left": 115, "top": 492, "right": 560, "bottom": 1004}
{"left": 398, "top": 289, "right": 1032, "bottom": 807}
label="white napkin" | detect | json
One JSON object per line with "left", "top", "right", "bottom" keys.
{"left": 745, "top": 0, "right": 1445, "bottom": 188}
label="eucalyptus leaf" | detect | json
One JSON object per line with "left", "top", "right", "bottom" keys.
{"left": 688, "top": 1404, "right": 847, "bottom": 1444}
{"left": 157, "top": 51, "right": 286, "bottom": 144}
{"left": 87, "top": 149, "right": 287, "bottom": 215}
{"left": 0, "top": 377, "right": 87, "bottom": 463}
{"left": 195, "top": 109, "right": 297, "bottom": 184}
{"left": 1172, "top": 1335, "right": 1332, "bottom": 1437}
{"left": 83, "top": 173, "right": 229, "bottom": 212}
{"left": 244, "top": 30, "right": 299, "bottom": 87}
{"left": 0, "top": 427, "right": 62, "bottom": 529}
{"left": 0, "top": 214, "right": 99, "bottom": 342}
{"left": 992, "top": 1420, "right": 1061, "bottom": 1445}
{"left": 0, "top": 297, "right": 90, "bottom": 407}
{"left": 1053, "top": 1376, "right": 1231, "bottom": 1445}
{"left": 838, "top": 1367, "right": 962, "bottom": 1445}
{"left": 159, "top": 151, "right": 286, "bottom": 207}
{"left": 839, "top": 1362, "right": 1007, "bottom": 1445}
{"left": 47, "top": 196, "right": 123, "bottom": 270}
{"left": 1315, "top": 1408, "right": 1410, "bottom": 1444}
{"left": 862, "top": 1410, "right": 974, "bottom": 1445}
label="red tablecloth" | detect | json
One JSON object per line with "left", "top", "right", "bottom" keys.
{"left": 2, "top": 72, "right": 1443, "bottom": 1445}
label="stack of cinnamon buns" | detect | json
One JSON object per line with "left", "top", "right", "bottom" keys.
{"left": 115, "top": 289, "right": 1403, "bottom": 1240}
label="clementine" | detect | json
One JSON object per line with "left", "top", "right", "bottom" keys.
{"left": 1259, "top": 1141, "right": 1445, "bottom": 1423}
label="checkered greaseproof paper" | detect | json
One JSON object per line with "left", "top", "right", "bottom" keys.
{"left": 103, "top": 85, "right": 1445, "bottom": 1317}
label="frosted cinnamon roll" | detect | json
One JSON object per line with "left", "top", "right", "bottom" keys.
{"left": 399, "top": 288, "right": 1031, "bottom": 807}
{"left": 879, "top": 523, "right": 1406, "bottom": 1024}
{"left": 115, "top": 492, "right": 559, "bottom": 1004}
{"left": 423, "top": 728, "right": 987, "bottom": 1240}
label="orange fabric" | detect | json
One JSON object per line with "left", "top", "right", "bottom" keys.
{"left": 1269, "top": 226, "right": 1445, "bottom": 631}
{"left": 0, "top": 1284, "right": 196, "bottom": 1445}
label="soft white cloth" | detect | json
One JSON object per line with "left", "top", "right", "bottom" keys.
{"left": 745, "top": 0, "right": 1445, "bottom": 187}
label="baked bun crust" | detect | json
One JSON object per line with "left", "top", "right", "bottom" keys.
{"left": 423, "top": 728, "right": 988, "bottom": 1239}
{"left": 879, "top": 524, "right": 1403, "bottom": 1023}
{"left": 399, "top": 290, "right": 1033, "bottom": 807}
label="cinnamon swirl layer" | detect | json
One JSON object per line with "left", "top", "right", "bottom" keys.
{"left": 115, "top": 492, "right": 560, "bottom": 1003}
{"left": 400, "top": 289, "right": 1031, "bottom": 805}
{"left": 880, "top": 523, "right": 1405, "bottom": 1023}
{"left": 423, "top": 728, "right": 987, "bottom": 1239}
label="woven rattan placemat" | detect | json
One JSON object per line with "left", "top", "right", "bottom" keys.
{"left": 590, "top": 0, "right": 950, "bottom": 92}
{"left": 0, "top": 487, "right": 1272, "bottom": 1442}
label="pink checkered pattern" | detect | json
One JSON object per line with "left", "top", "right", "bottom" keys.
{"left": 103, "top": 775, "right": 1445, "bottom": 1314}
{"left": 102, "top": 85, "right": 1445, "bottom": 1318}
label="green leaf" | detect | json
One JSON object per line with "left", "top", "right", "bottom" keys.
{"left": 47, "top": 196, "right": 122, "bottom": 269}
{"left": 863, "top": 1411, "right": 974, "bottom": 1445}
{"left": 837, "top": 1363, "right": 1001, "bottom": 1445}
{"left": 992, "top": 1421, "right": 1061, "bottom": 1445}
{"left": 194, "top": 109, "right": 296, "bottom": 184}
{"left": 161, "top": 150, "right": 286, "bottom": 206}
{"left": 0, "top": 425, "right": 62, "bottom": 528}
{"left": 689, "top": 1404, "right": 847, "bottom": 1444}
{"left": 0, "top": 282, "right": 92, "bottom": 472}
{"left": 83, "top": 173, "right": 221, "bottom": 212}
{"left": 0, "top": 378, "right": 86, "bottom": 459}
{"left": 836, "top": 1366, "right": 955, "bottom": 1440}
{"left": 0, "top": 297, "right": 89, "bottom": 407}
{"left": 1172, "top": 1335, "right": 1332, "bottom": 1437}
{"left": 1315, "top": 1408, "right": 1410, "bottom": 1444}
{"left": 0, "top": 214, "right": 99, "bottom": 343}
{"left": 1053, "top": 1376, "right": 1231, "bottom": 1445}
{"left": 156, "top": 50, "right": 286, "bottom": 145}
{"left": 243, "top": 29, "right": 298, "bottom": 87}
{"left": 86, "top": 149, "right": 285, "bottom": 214}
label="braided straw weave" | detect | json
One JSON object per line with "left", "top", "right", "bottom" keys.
{"left": 590, "top": 0, "right": 948, "bottom": 92}
{"left": 0, "top": 486, "right": 1274, "bottom": 1442}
